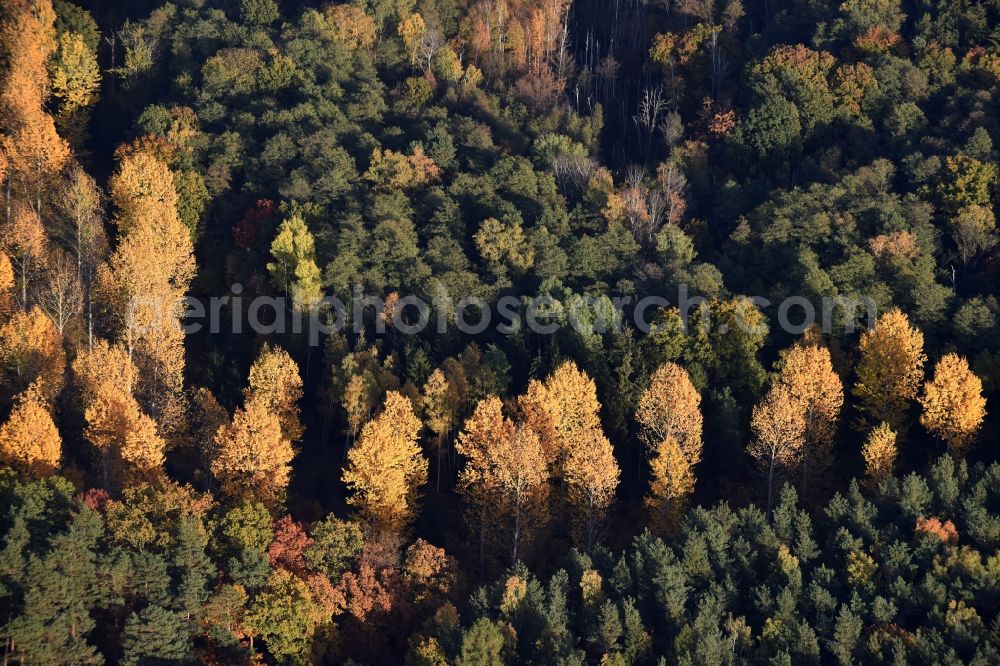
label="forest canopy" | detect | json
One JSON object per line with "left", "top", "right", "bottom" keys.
{"left": 2, "top": 0, "right": 1000, "bottom": 663}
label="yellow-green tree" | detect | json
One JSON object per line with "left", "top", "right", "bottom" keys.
{"left": 343, "top": 391, "right": 428, "bottom": 536}
{"left": 919, "top": 353, "right": 986, "bottom": 455}
{"left": 853, "top": 308, "right": 926, "bottom": 427}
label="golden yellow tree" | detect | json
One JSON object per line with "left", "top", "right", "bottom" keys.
{"left": 645, "top": 435, "right": 694, "bottom": 534}
{"left": 0, "top": 305, "right": 66, "bottom": 404}
{"left": 0, "top": 380, "right": 61, "bottom": 477}
{"left": 853, "top": 308, "right": 926, "bottom": 427}
{"left": 861, "top": 422, "right": 896, "bottom": 487}
{"left": 456, "top": 397, "right": 548, "bottom": 564}
{"left": 2, "top": 204, "right": 47, "bottom": 305}
{"left": 212, "top": 396, "right": 294, "bottom": 508}
{"left": 74, "top": 338, "right": 166, "bottom": 485}
{"left": 749, "top": 385, "right": 806, "bottom": 516}
{"left": 918, "top": 353, "right": 986, "bottom": 455}
{"left": 519, "top": 360, "right": 604, "bottom": 468}
{"left": 98, "top": 148, "right": 195, "bottom": 437}
{"left": 0, "top": 0, "right": 69, "bottom": 218}
{"left": 422, "top": 368, "right": 458, "bottom": 493}
{"left": 343, "top": 391, "right": 428, "bottom": 536}
{"left": 245, "top": 344, "right": 304, "bottom": 443}
{"left": 774, "top": 342, "right": 843, "bottom": 484}
{"left": 0, "top": 250, "right": 14, "bottom": 319}
{"left": 635, "top": 362, "right": 703, "bottom": 464}
{"left": 564, "top": 430, "right": 620, "bottom": 550}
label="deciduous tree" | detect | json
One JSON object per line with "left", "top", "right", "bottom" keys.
{"left": 0, "top": 380, "right": 61, "bottom": 477}
{"left": 212, "top": 396, "right": 294, "bottom": 508}
{"left": 343, "top": 391, "right": 427, "bottom": 537}
{"left": 853, "top": 308, "right": 926, "bottom": 427}
{"left": 861, "top": 422, "right": 896, "bottom": 487}
{"left": 645, "top": 435, "right": 693, "bottom": 534}
{"left": 774, "top": 342, "right": 843, "bottom": 484}
{"left": 245, "top": 344, "right": 304, "bottom": 443}
{"left": 635, "top": 362, "right": 702, "bottom": 464}
{"left": 919, "top": 353, "right": 986, "bottom": 455}
{"left": 749, "top": 385, "right": 806, "bottom": 516}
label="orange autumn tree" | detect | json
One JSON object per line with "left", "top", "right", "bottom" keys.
{"left": 2, "top": 204, "right": 47, "bottom": 306}
{"left": 455, "top": 397, "right": 548, "bottom": 565}
{"left": 564, "top": 428, "right": 619, "bottom": 550}
{"left": 918, "top": 353, "right": 987, "bottom": 455}
{"left": 212, "top": 396, "right": 294, "bottom": 508}
{"left": 0, "top": 305, "right": 66, "bottom": 405}
{"left": 861, "top": 422, "right": 897, "bottom": 487}
{"left": 853, "top": 307, "right": 926, "bottom": 428}
{"left": 245, "top": 344, "right": 304, "bottom": 443}
{"left": 749, "top": 385, "right": 806, "bottom": 516}
{"left": 343, "top": 391, "right": 428, "bottom": 537}
{"left": 98, "top": 147, "right": 195, "bottom": 437}
{"left": 73, "top": 338, "right": 165, "bottom": 486}
{"left": 0, "top": 380, "right": 61, "bottom": 477}
{"left": 0, "top": 0, "right": 69, "bottom": 219}
{"left": 773, "top": 341, "right": 843, "bottom": 484}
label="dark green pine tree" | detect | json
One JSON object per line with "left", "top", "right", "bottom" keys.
{"left": 5, "top": 508, "right": 103, "bottom": 665}
{"left": 120, "top": 605, "right": 192, "bottom": 666}
{"left": 171, "top": 515, "right": 215, "bottom": 626}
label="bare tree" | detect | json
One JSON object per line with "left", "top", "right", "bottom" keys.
{"left": 36, "top": 250, "right": 82, "bottom": 336}
{"left": 634, "top": 86, "right": 668, "bottom": 162}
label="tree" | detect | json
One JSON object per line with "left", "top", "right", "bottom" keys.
{"left": 457, "top": 399, "right": 549, "bottom": 565}
{"left": 36, "top": 249, "right": 82, "bottom": 336}
{"left": 0, "top": 0, "right": 70, "bottom": 218}
{"left": 853, "top": 308, "right": 926, "bottom": 427}
{"left": 3, "top": 203, "right": 47, "bottom": 306}
{"left": 267, "top": 213, "right": 323, "bottom": 310}
{"left": 0, "top": 305, "right": 66, "bottom": 404}
{"left": 212, "top": 396, "right": 294, "bottom": 508}
{"left": 245, "top": 344, "right": 304, "bottom": 443}
{"left": 861, "top": 422, "right": 896, "bottom": 487}
{"left": 48, "top": 30, "right": 100, "bottom": 143}
{"left": 563, "top": 429, "right": 619, "bottom": 550}
{"left": 99, "top": 148, "right": 194, "bottom": 436}
{"left": 423, "top": 368, "right": 457, "bottom": 492}
{"left": 749, "top": 385, "right": 806, "bottom": 516}
{"left": 343, "top": 391, "right": 428, "bottom": 536}
{"left": 635, "top": 362, "right": 702, "bottom": 464}
{"left": 457, "top": 618, "right": 508, "bottom": 666}
{"left": 0, "top": 381, "right": 61, "bottom": 477}
{"left": 73, "top": 338, "right": 164, "bottom": 485}
{"left": 519, "top": 360, "right": 605, "bottom": 469}
{"left": 120, "top": 605, "right": 191, "bottom": 666}
{"left": 919, "top": 353, "right": 986, "bottom": 455}
{"left": 246, "top": 569, "right": 319, "bottom": 663}
{"left": 951, "top": 204, "right": 997, "bottom": 265}
{"left": 322, "top": 4, "right": 376, "bottom": 50}
{"left": 774, "top": 342, "right": 843, "bottom": 484}
{"left": 645, "top": 436, "right": 694, "bottom": 534}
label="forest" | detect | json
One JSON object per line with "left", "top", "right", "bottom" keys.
{"left": 2, "top": 0, "right": 1000, "bottom": 662}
